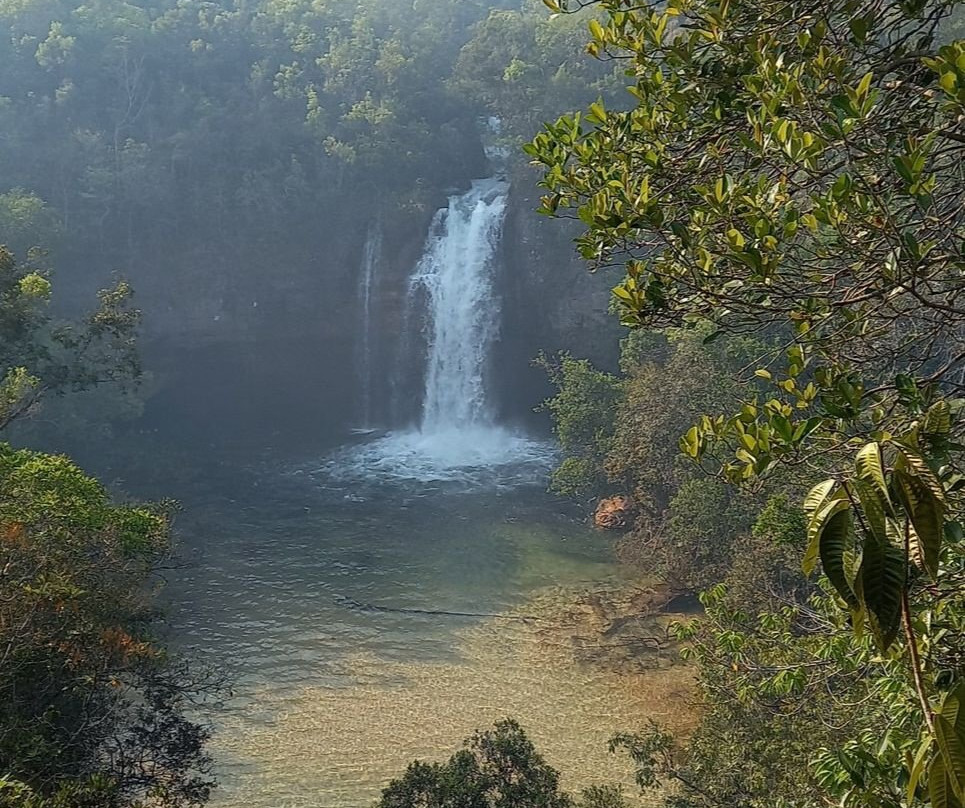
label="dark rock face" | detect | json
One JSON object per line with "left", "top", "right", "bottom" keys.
{"left": 121, "top": 170, "right": 618, "bottom": 452}
{"left": 133, "top": 194, "right": 439, "bottom": 450}
{"left": 493, "top": 172, "right": 621, "bottom": 431}
{"left": 501, "top": 174, "right": 622, "bottom": 369}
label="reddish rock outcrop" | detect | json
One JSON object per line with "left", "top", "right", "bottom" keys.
{"left": 594, "top": 496, "right": 632, "bottom": 530}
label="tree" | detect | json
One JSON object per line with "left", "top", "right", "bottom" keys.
{"left": 451, "top": 6, "right": 621, "bottom": 144}
{"left": 378, "top": 719, "right": 572, "bottom": 808}
{"left": 527, "top": 0, "right": 964, "bottom": 802}
{"left": 378, "top": 719, "right": 630, "bottom": 808}
{"left": 0, "top": 444, "right": 215, "bottom": 806}
{"left": 538, "top": 352, "right": 624, "bottom": 499}
{"left": 0, "top": 215, "right": 209, "bottom": 805}
{"left": 541, "top": 330, "right": 761, "bottom": 591}
{"left": 0, "top": 244, "right": 139, "bottom": 430}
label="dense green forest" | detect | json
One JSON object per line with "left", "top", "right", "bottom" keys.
{"left": 0, "top": 0, "right": 621, "bottom": 449}
{"left": 1, "top": 0, "right": 963, "bottom": 806}
{"left": 0, "top": 0, "right": 614, "bottom": 281}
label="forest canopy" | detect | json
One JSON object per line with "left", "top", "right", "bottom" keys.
{"left": 0, "top": 0, "right": 616, "bottom": 263}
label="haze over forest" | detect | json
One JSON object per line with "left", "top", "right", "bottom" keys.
{"left": 0, "top": 0, "right": 963, "bottom": 807}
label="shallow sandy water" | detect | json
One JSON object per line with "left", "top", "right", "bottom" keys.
{"left": 210, "top": 593, "right": 694, "bottom": 807}
{"left": 165, "top": 465, "right": 694, "bottom": 807}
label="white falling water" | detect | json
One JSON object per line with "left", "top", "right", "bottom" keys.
{"left": 329, "top": 178, "right": 554, "bottom": 486}
{"left": 416, "top": 177, "right": 505, "bottom": 432}
{"left": 355, "top": 222, "right": 382, "bottom": 430}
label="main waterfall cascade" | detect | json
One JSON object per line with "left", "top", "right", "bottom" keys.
{"left": 331, "top": 177, "right": 553, "bottom": 485}
{"left": 417, "top": 177, "right": 505, "bottom": 433}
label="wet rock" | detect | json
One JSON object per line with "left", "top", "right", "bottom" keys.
{"left": 527, "top": 583, "right": 682, "bottom": 675}
{"left": 628, "top": 583, "right": 672, "bottom": 613}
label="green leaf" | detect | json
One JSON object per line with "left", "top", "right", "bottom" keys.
{"left": 589, "top": 101, "right": 608, "bottom": 123}
{"left": 853, "top": 477, "right": 888, "bottom": 544}
{"left": 805, "top": 480, "right": 837, "bottom": 518}
{"left": 792, "top": 417, "right": 824, "bottom": 443}
{"left": 893, "top": 467, "right": 944, "bottom": 579}
{"left": 855, "top": 442, "right": 892, "bottom": 512}
{"left": 923, "top": 400, "right": 952, "bottom": 436}
{"left": 907, "top": 737, "right": 932, "bottom": 803}
{"left": 680, "top": 425, "right": 700, "bottom": 459}
{"left": 897, "top": 448, "right": 947, "bottom": 503}
{"left": 857, "top": 528, "right": 905, "bottom": 650}
{"left": 940, "top": 681, "right": 964, "bottom": 726}
{"left": 817, "top": 503, "right": 859, "bottom": 606}
{"left": 928, "top": 752, "right": 960, "bottom": 808}
{"left": 849, "top": 16, "right": 870, "bottom": 42}
{"left": 929, "top": 753, "right": 959, "bottom": 808}
{"left": 935, "top": 715, "right": 965, "bottom": 802}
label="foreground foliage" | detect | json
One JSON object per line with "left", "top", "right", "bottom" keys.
{"left": 379, "top": 720, "right": 629, "bottom": 808}
{"left": 0, "top": 225, "right": 211, "bottom": 802}
{"left": 530, "top": 0, "right": 965, "bottom": 803}
{"left": 0, "top": 244, "right": 139, "bottom": 430}
{"left": 0, "top": 444, "right": 214, "bottom": 807}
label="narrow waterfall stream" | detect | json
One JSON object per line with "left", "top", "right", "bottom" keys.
{"left": 356, "top": 223, "right": 383, "bottom": 430}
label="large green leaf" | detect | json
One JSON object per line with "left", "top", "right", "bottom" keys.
{"left": 935, "top": 715, "right": 965, "bottom": 802}
{"left": 803, "top": 481, "right": 842, "bottom": 574}
{"left": 855, "top": 442, "right": 892, "bottom": 512}
{"left": 857, "top": 531, "right": 905, "bottom": 650}
{"left": 893, "top": 467, "right": 944, "bottom": 580}
{"left": 922, "top": 399, "right": 952, "bottom": 436}
{"left": 805, "top": 494, "right": 849, "bottom": 576}
{"left": 818, "top": 505, "right": 859, "bottom": 608}
{"left": 896, "top": 447, "right": 947, "bottom": 504}
{"left": 908, "top": 737, "right": 932, "bottom": 803}
{"left": 804, "top": 478, "right": 836, "bottom": 519}
{"left": 853, "top": 477, "right": 888, "bottom": 545}
{"left": 941, "top": 682, "right": 965, "bottom": 727}
{"left": 936, "top": 684, "right": 965, "bottom": 801}
{"left": 929, "top": 753, "right": 963, "bottom": 808}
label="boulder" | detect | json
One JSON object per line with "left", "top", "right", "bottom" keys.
{"left": 594, "top": 496, "right": 632, "bottom": 530}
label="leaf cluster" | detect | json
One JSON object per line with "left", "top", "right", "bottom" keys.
{"left": 0, "top": 245, "right": 140, "bottom": 430}
{"left": 378, "top": 719, "right": 628, "bottom": 808}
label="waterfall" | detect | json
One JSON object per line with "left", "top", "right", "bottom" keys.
{"left": 413, "top": 178, "right": 507, "bottom": 433}
{"left": 329, "top": 177, "right": 554, "bottom": 486}
{"left": 356, "top": 222, "right": 382, "bottom": 430}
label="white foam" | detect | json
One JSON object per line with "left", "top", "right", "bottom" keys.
{"left": 322, "top": 427, "right": 556, "bottom": 488}
{"left": 415, "top": 178, "right": 507, "bottom": 433}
